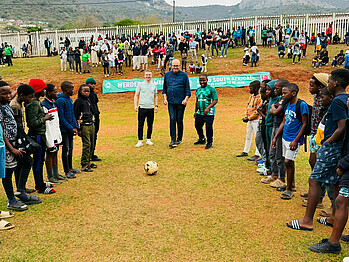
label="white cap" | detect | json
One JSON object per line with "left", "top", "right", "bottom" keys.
{"left": 346, "top": 50, "right": 349, "bottom": 54}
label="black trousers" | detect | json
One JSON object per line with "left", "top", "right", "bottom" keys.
{"left": 195, "top": 114, "right": 214, "bottom": 143}
{"left": 125, "top": 56, "right": 132, "bottom": 67}
{"left": 6, "top": 55, "right": 12, "bottom": 66}
{"left": 2, "top": 167, "right": 16, "bottom": 201}
{"left": 75, "top": 60, "right": 81, "bottom": 73}
{"left": 138, "top": 108, "right": 154, "bottom": 140}
{"left": 14, "top": 154, "right": 33, "bottom": 192}
{"left": 164, "top": 55, "right": 172, "bottom": 69}
{"left": 62, "top": 132, "right": 73, "bottom": 174}
{"left": 31, "top": 135, "right": 46, "bottom": 190}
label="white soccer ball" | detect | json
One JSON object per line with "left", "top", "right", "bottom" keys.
{"left": 144, "top": 161, "right": 158, "bottom": 175}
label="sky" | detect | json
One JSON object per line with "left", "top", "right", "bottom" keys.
{"left": 164, "top": 0, "right": 241, "bottom": 7}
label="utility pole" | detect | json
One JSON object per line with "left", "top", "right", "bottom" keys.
{"left": 173, "top": 0, "right": 175, "bottom": 23}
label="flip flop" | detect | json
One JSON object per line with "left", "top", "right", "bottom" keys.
{"left": 281, "top": 190, "right": 294, "bottom": 200}
{"left": 300, "top": 192, "right": 308, "bottom": 198}
{"left": 317, "top": 217, "right": 333, "bottom": 227}
{"left": 286, "top": 220, "right": 313, "bottom": 231}
{"left": 0, "top": 219, "right": 14, "bottom": 230}
{"left": 276, "top": 185, "right": 297, "bottom": 192}
{"left": 0, "top": 211, "right": 14, "bottom": 219}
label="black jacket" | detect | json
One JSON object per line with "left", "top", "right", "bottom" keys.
{"left": 73, "top": 94, "right": 95, "bottom": 125}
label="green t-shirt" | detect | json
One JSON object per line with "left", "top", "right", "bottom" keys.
{"left": 82, "top": 53, "right": 90, "bottom": 61}
{"left": 4, "top": 47, "right": 11, "bottom": 56}
{"left": 117, "top": 43, "right": 124, "bottom": 50}
{"left": 196, "top": 84, "right": 218, "bottom": 116}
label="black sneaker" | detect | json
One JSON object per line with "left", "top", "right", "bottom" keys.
{"left": 309, "top": 239, "right": 341, "bottom": 254}
{"left": 169, "top": 141, "right": 177, "bottom": 148}
{"left": 194, "top": 138, "right": 206, "bottom": 145}
{"left": 175, "top": 140, "right": 183, "bottom": 146}
{"left": 91, "top": 155, "right": 102, "bottom": 161}
{"left": 205, "top": 143, "right": 213, "bottom": 150}
{"left": 140, "top": 69, "right": 144, "bottom": 72}
{"left": 90, "top": 163, "right": 97, "bottom": 168}
{"left": 341, "top": 235, "right": 349, "bottom": 242}
{"left": 236, "top": 152, "right": 248, "bottom": 157}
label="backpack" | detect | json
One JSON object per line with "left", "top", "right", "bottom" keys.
{"left": 294, "top": 99, "right": 312, "bottom": 152}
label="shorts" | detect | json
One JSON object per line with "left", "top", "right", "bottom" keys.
{"left": 282, "top": 138, "right": 300, "bottom": 161}
{"left": 339, "top": 187, "right": 349, "bottom": 198}
{"left": 109, "top": 60, "right": 115, "bottom": 67}
{"left": 141, "top": 56, "right": 148, "bottom": 64}
{"left": 118, "top": 60, "right": 124, "bottom": 64}
{"left": 47, "top": 145, "right": 59, "bottom": 153}
{"left": 309, "top": 134, "right": 320, "bottom": 154}
{"left": 310, "top": 141, "right": 342, "bottom": 184}
{"left": 267, "top": 37, "right": 273, "bottom": 42}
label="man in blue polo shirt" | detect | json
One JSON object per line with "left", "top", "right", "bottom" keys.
{"left": 163, "top": 59, "right": 191, "bottom": 148}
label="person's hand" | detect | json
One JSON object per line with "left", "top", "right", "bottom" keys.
{"left": 11, "top": 148, "right": 25, "bottom": 158}
{"left": 72, "top": 128, "right": 78, "bottom": 136}
{"left": 289, "top": 140, "right": 298, "bottom": 151}
{"left": 242, "top": 117, "right": 249, "bottom": 123}
{"left": 337, "top": 168, "right": 343, "bottom": 176}
{"left": 194, "top": 112, "right": 197, "bottom": 118}
{"left": 271, "top": 104, "right": 276, "bottom": 109}
{"left": 271, "top": 138, "right": 277, "bottom": 148}
{"left": 135, "top": 107, "right": 138, "bottom": 112}
{"left": 155, "top": 107, "right": 158, "bottom": 113}
{"left": 204, "top": 108, "right": 210, "bottom": 115}
{"left": 182, "top": 99, "right": 188, "bottom": 105}
{"left": 164, "top": 99, "right": 168, "bottom": 105}
{"left": 44, "top": 113, "right": 54, "bottom": 121}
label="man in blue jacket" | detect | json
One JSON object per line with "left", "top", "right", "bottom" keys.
{"left": 55, "top": 81, "right": 79, "bottom": 179}
{"left": 162, "top": 59, "right": 191, "bottom": 148}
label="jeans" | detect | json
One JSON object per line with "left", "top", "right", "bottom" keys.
{"left": 14, "top": 154, "right": 33, "bottom": 192}
{"left": 168, "top": 103, "right": 186, "bottom": 142}
{"left": 195, "top": 114, "right": 214, "bottom": 143}
{"left": 211, "top": 42, "right": 218, "bottom": 56}
{"left": 31, "top": 135, "right": 46, "bottom": 190}
{"left": 269, "top": 126, "right": 286, "bottom": 178}
{"left": 255, "top": 123, "right": 267, "bottom": 164}
{"left": 81, "top": 124, "right": 95, "bottom": 166}
{"left": 68, "top": 57, "right": 74, "bottom": 70}
{"left": 62, "top": 132, "right": 73, "bottom": 174}
{"left": 103, "top": 63, "right": 109, "bottom": 75}
{"left": 243, "top": 120, "right": 260, "bottom": 156}
{"left": 6, "top": 55, "right": 12, "bottom": 66}
{"left": 221, "top": 43, "right": 228, "bottom": 56}
{"left": 138, "top": 108, "right": 154, "bottom": 140}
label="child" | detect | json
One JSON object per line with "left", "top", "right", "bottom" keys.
{"left": 107, "top": 49, "right": 115, "bottom": 76}
{"left": 60, "top": 47, "right": 67, "bottom": 71}
{"left": 195, "top": 63, "right": 202, "bottom": 74}
{"left": 287, "top": 45, "right": 293, "bottom": 59}
{"left": 102, "top": 50, "right": 109, "bottom": 77}
{"left": 250, "top": 43, "right": 258, "bottom": 67}
{"left": 194, "top": 74, "right": 218, "bottom": 150}
{"left": 278, "top": 42, "right": 285, "bottom": 58}
{"left": 189, "top": 61, "right": 195, "bottom": 74}
{"left": 236, "top": 80, "right": 261, "bottom": 160}
{"left": 74, "top": 84, "right": 96, "bottom": 172}
{"left": 292, "top": 42, "right": 301, "bottom": 64}
{"left": 312, "top": 55, "right": 321, "bottom": 68}
{"left": 10, "top": 84, "right": 42, "bottom": 200}
{"left": 117, "top": 48, "right": 124, "bottom": 76}
{"left": 243, "top": 47, "right": 250, "bottom": 66}
{"left": 134, "top": 70, "right": 158, "bottom": 148}
{"left": 41, "top": 84, "right": 66, "bottom": 184}
{"left": 181, "top": 50, "right": 188, "bottom": 71}
{"left": 261, "top": 79, "right": 290, "bottom": 188}
{"left": 55, "top": 81, "right": 80, "bottom": 179}
{"left": 287, "top": 69, "right": 349, "bottom": 233}
{"left": 331, "top": 56, "right": 338, "bottom": 67}
{"left": 271, "top": 83, "right": 309, "bottom": 200}
{"left": 0, "top": 81, "right": 28, "bottom": 211}
{"left": 285, "top": 33, "right": 290, "bottom": 47}
{"left": 26, "top": 79, "right": 56, "bottom": 194}
{"left": 74, "top": 47, "right": 82, "bottom": 74}
{"left": 157, "top": 43, "right": 165, "bottom": 71}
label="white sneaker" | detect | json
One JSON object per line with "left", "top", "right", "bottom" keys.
{"left": 224, "top": 55, "right": 226, "bottom": 57}
{"left": 61, "top": 69, "right": 63, "bottom": 71}
{"left": 146, "top": 139, "right": 153, "bottom": 145}
{"left": 220, "top": 55, "right": 223, "bottom": 58}
{"left": 257, "top": 163, "right": 265, "bottom": 168}
{"left": 209, "top": 57, "right": 212, "bottom": 59}
{"left": 105, "top": 75, "right": 107, "bottom": 77}
{"left": 135, "top": 141, "right": 143, "bottom": 148}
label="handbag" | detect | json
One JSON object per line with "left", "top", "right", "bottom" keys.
{"left": 15, "top": 125, "right": 40, "bottom": 155}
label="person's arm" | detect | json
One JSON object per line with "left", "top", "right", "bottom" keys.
{"left": 134, "top": 92, "right": 139, "bottom": 112}
{"left": 194, "top": 96, "right": 199, "bottom": 118}
{"left": 26, "top": 103, "right": 47, "bottom": 129}
{"left": 1, "top": 122, "right": 25, "bottom": 157}
{"left": 56, "top": 100, "right": 74, "bottom": 132}
{"left": 182, "top": 75, "right": 191, "bottom": 105}
{"left": 204, "top": 99, "right": 218, "bottom": 115}
{"left": 271, "top": 117, "right": 285, "bottom": 148}
{"left": 154, "top": 93, "right": 158, "bottom": 113}
{"left": 162, "top": 75, "right": 168, "bottom": 105}
{"left": 326, "top": 118, "right": 347, "bottom": 144}
{"left": 289, "top": 114, "right": 308, "bottom": 150}
{"left": 269, "top": 103, "right": 284, "bottom": 115}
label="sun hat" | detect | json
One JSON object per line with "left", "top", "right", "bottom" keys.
{"left": 313, "top": 73, "right": 329, "bottom": 87}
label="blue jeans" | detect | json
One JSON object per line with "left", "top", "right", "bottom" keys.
{"left": 195, "top": 114, "right": 214, "bottom": 143}
{"left": 221, "top": 44, "right": 228, "bottom": 56}
{"left": 211, "top": 42, "right": 218, "bottom": 56}
{"left": 168, "top": 103, "right": 186, "bottom": 142}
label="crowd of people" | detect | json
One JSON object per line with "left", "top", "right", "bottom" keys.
{"left": 0, "top": 76, "right": 101, "bottom": 230}
{"left": 237, "top": 68, "right": 349, "bottom": 254}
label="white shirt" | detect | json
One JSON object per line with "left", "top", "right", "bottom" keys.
{"left": 250, "top": 46, "right": 258, "bottom": 53}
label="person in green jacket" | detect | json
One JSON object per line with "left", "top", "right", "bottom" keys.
{"left": 82, "top": 49, "right": 90, "bottom": 73}
{"left": 262, "top": 27, "right": 268, "bottom": 48}
{"left": 4, "top": 45, "right": 12, "bottom": 66}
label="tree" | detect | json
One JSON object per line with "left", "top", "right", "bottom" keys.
{"left": 4, "top": 25, "right": 20, "bottom": 32}
{"left": 27, "top": 27, "right": 43, "bottom": 33}
{"left": 114, "top": 19, "right": 141, "bottom": 26}
{"left": 74, "top": 15, "right": 102, "bottom": 29}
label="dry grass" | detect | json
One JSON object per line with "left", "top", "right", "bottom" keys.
{"left": 0, "top": 44, "right": 348, "bottom": 261}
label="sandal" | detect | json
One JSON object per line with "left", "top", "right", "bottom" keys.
{"left": 286, "top": 219, "right": 313, "bottom": 231}
{"left": 300, "top": 192, "right": 308, "bottom": 198}
{"left": 317, "top": 217, "right": 333, "bottom": 227}
{"left": 281, "top": 190, "right": 294, "bottom": 200}
{"left": 276, "top": 185, "right": 297, "bottom": 192}
{"left": 72, "top": 169, "right": 81, "bottom": 174}
{"left": 0, "top": 211, "right": 14, "bottom": 219}
{"left": 66, "top": 172, "right": 76, "bottom": 179}
{"left": 319, "top": 207, "right": 333, "bottom": 217}
{"left": 90, "top": 163, "right": 97, "bottom": 169}
{"left": 0, "top": 219, "right": 15, "bottom": 230}
{"left": 81, "top": 166, "right": 93, "bottom": 172}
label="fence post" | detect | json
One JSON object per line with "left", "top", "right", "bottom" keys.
{"left": 182, "top": 21, "right": 185, "bottom": 31}
{"left": 305, "top": 14, "right": 309, "bottom": 34}
{"left": 75, "top": 29, "right": 78, "bottom": 47}
{"left": 280, "top": 14, "right": 283, "bottom": 26}
{"left": 206, "top": 20, "right": 209, "bottom": 30}
{"left": 254, "top": 16, "right": 258, "bottom": 44}
{"left": 229, "top": 18, "right": 233, "bottom": 30}
{"left": 55, "top": 30, "right": 59, "bottom": 50}
{"left": 17, "top": 32, "right": 21, "bottom": 58}
{"left": 36, "top": 31, "right": 40, "bottom": 56}
{"left": 137, "top": 24, "right": 140, "bottom": 34}
{"left": 332, "top": 13, "right": 336, "bottom": 37}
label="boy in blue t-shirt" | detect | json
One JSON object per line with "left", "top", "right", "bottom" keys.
{"left": 271, "top": 83, "right": 309, "bottom": 200}
{"left": 286, "top": 69, "right": 349, "bottom": 239}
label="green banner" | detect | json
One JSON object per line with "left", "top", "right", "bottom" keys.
{"left": 102, "top": 72, "right": 271, "bottom": 93}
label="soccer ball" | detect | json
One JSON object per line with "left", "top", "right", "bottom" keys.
{"left": 144, "top": 161, "right": 158, "bottom": 175}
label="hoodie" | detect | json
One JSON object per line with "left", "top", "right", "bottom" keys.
{"left": 55, "top": 93, "right": 79, "bottom": 133}
{"left": 73, "top": 91, "right": 95, "bottom": 125}
{"left": 265, "top": 80, "right": 280, "bottom": 127}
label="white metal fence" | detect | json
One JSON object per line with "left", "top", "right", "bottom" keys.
{"left": 0, "top": 13, "right": 348, "bottom": 57}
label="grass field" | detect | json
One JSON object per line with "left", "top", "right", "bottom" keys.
{"left": 0, "top": 44, "right": 348, "bottom": 261}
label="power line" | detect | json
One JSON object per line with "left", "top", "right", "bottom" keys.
{"left": 6, "top": 0, "right": 150, "bottom": 6}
